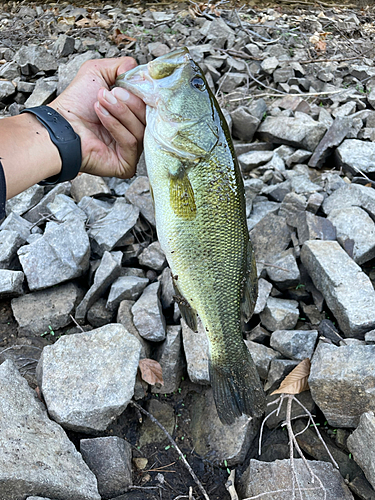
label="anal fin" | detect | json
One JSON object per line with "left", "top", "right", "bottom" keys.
{"left": 172, "top": 275, "right": 198, "bottom": 332}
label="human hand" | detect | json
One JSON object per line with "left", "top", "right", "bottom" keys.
{"left": 49, "top": 57, "right": 146, "bottom": 179}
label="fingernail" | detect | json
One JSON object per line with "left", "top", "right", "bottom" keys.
{"left": 103, "top": 88, "right": 117, "bottom": 105}
{"left": 96, "top": 102, "right": 109, "bottom": 116}
{"left": 113, "top": 87, "right": 130, "bottom": 102}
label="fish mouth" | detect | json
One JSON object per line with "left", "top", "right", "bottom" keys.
{"left": 115, "top": 65, "right": 156, "bottom": 106}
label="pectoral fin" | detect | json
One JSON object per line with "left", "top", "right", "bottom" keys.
{"left": 172, "top": 275, "right": 198, "bottom": 332}
{"left": 241, "top": 240, "right": 258, "bottom": 322}
{"left": 169, "top": 171, "right": 197, "bottom": 220}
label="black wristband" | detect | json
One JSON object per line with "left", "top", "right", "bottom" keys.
{"left": 20, "top": 106, "right": 82, "bottom": 185}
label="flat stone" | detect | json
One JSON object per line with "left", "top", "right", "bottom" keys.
{"left": 0, "top": 269, "right": 24, "bottom": 297}
{"left": 23, "top": 182, "right": 71, "bottom": 224}
{"left": 309, "top": 343, "right": 375, "bottom": 427}
{"left": 70, "top": 174, "right": 111, "bottom": 203}
{"left": 47, "top": 194, "right": 87, "bottom": 224}
{"left": 87, "top": 298, "right": 115, "bottom": 328}
{"left": 336, "top": 139, "right": 375, "bottom": 175}
{"left": 18, "top": 220, "right": 90, "bottom": 291}
{"left": 151, "top": 325, "right": 184, "bottom": 394}
{"left": 301, "top": 240, "right": 375, "bottom": 337}
{"left": 239, "top": 459, "right": 354, "bottom": 500}
{"left": 57, "top": 51, "right": 100, "bottom": 94}
{"left": 297, "top": 211, "right": 336, "bottom": 245}
{"left": 138, "top": 241, "right": 166, "bottom": 271}
{"left": 117, "top": 299, "right": 151, "bottom": 359}
{"left": 258, "top": 114, "right": 327, "bottom": 152}
{"left": 53, "top": 34, "right": 75, "bottom": 57}
{"left": 270, "top": 329, "right": 318, "bottom": 360}
{"left": 88, "top": 198, "right": 139, "bottom": 256}
{"left": 247, "top": 200, "right": 280, "bottom": 231}
{"left": 284, "top": 166, "right": 323, "bottom": 195}
{"left": 0, "top": 230, "right": 25, "bottom": 269}
{"left": 244, "top": 340, "right": 281, "bottom": 380}
{"left": 285, "top": 149, "right": 312, "bottom": 167}
{"left": 250, "top": 213, "right": 292, "bottom": 264}
{"left": 347, "top": 412, "right": 375, "bottom": 489}
{"left": 181, "top": 317, "right": 210, "bottom": 385}
{"left": 139, "top": 399, "right": 175, "bottom": 447}
{"left": 237, "top": 150, "right": 274, "bottom": 172}
{"left": 322, "top": 183, "right": 375, "bottom": 219}
{"left": 278, "top": 192, "right": 307, "bottom": 227}
{"left": 306, "top": 192, "right": 324, "bottom": 214}
{"left": 266, "top": 249, "right": 301, "bottom": 289}
{"left": 260, "top": 297, "right": 299, "bottom": 332}
{"left": 0, "top": 61, "right": 20, "bottom": 80}
{"left": 15, "top": 45, "right": 58, "bottom": 74}
{"left": 78, "top": 196, "right": 112, "bottom": 226}
{"left": 261, "top": 56, "right": 279, "bottom": 74}
{"left": 25, "top": 79, "right": 57, "bottom": 108}
{"left": 0, "top": 213, "right": 34, "bottom": 241}
{"left": 107, "top": 275, "right": 149, "bottom": 311}
{"left": 80, "top": 437, "right": 132, "bottom": 498}
{"left": 125, "top": 176, "right": 155, "bottom": 227}
{"left": 6, "top": 185, "right": 44, "bottom": 216}
{"left": 131, "top": 282, "right": 166, "bottom": 342}
{"left": 0, "top": 360, "right": 100, "bottom": 500}
{"left": 11, "top": 282, "right": 80, "bottom": 336}
{"left": 148, "top": 41, "right": 169, "bottom": 58}
{"left": 230, "top": 106, "right": 261, "bottom": 142}
{"left": 328, "top": 206, "right": 375, "bottom": 264}
{"left": 159, "top": 267, "right": 174, "bottom": 309}
{"left": 217, "top": 72, "right": 247, "bottom": 93}
{"left": 254, "top": 278, "right": 273, "bottom": 315}
{"left": 0, "top": 80, "right": 16, "bottom": 100}
{"left": 36, "top": 324, "right": 141, "bottom": 432}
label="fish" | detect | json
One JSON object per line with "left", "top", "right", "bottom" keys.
{"left": 116, "top": 47, "right": 266, "bottom": 424}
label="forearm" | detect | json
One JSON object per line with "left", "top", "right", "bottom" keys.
{"left": 0, "top": 113, "right": 62, "bottom": 199}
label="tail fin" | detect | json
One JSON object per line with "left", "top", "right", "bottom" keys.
{"left": 209, "top": 347, "right": 266, "bottom": 425}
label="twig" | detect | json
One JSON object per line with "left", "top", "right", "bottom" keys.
{"left": 69, "top": 314, "right": 84, "bottom": 332}
{"left": 225, "top": 470, "right": 239, "bottom": 500}
{"left": 228, "top": 88, "right": 346, "bottom": 102}
{"left": 131, "top": 401, "right": 211, "bottom": 500}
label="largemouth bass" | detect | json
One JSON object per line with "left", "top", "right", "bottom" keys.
{"left": 116, "top": 47, "right": 266, "bottom": 424}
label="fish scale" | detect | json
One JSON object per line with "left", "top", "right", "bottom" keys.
{"left": 116, "top": 47, "right": 266, "bottom": 424}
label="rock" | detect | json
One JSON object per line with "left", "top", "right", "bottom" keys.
{"left": 216, "top": 72, "right": 247, "bottom": 93}
{"left": 250, "top": 213, "right": 292, "bottom": 264}
{"left": 347, "top": 412, "right": 375, "bottom": 490}
{"left": 270, "top": 329, "right": 318, "bottom": 360}
{"left": 159, "top": 267, "right": 175, "bottom": 309}
{"left": 131, "top": 282, "right": 166, "bottom": 342}
{"left": 261, "top": 56, "right": 279, "bottom": 74}
{"left": 18, "top": 220, "right": 90, "bottom": 291}
{"left": 6, "top": 185, "right": 44, "bottom": 216}
{"left": 237, "top": 150, "right": 274, "bottom": 172}
{"left": 57, "top": 51, "right": 100, "bottom": 94}
{"left": 0, "top": 269, "right": 24, "bottom": 297}
{"left": 0, "top": 230, "right": 25, "bottom": 269}
{"left": 309, "top": 343, "right": 375, "bottom": 427}
{"left": 247, "top": 200, "right": 280, "bottom": 231}
{"left": 0, "top": 360, "right": 100, "bottom": 500}
{"left": 284, "top": 165, "right": 323, "bottom": 195}
{"left": 336, "top": 139, "right": 375, "bottom": 176}
{"left": 322, "top": 183, "right": 375, "bottom": 219}
{"left": 16, "top": 45, "right": 58, "bottom": 74}
{"left": 257, "top": 114, "right": 327, "bottom": 152}
{"left": 0, "top": 61, "right": 20, "bottom": 80}
{"left": 254, "top": 278, "right": 273, "bottom": 315}
{"left": 239, "top": 459, "right": 354, "bottom": 499}
{"left": 11, "top": 282, "right": 80, "bottom": 336}
{"left": 301, "top": 240, "right": 375, "bottom": 337}
{"left": 25, "top": 79, "right": 57, "bottom": 108}
{"left": 78, "top": 196, "right": 112, "bottom": 226}
{"left": 190, "top": 387, "right": 259, "bottom": 465}
{"left": 266, "top": 249, "right": 301, "bottom": 289}
{"left": 70, "top": 174, "right": 111, "bottom": 203}
{"left": 278, "top": 192, "right": 307, "bottom": 227}
{"left": 260, "top": 297, "right": 299, "bottom": 332}
{"left": 181, "top": 317, "right": 210, "bottom": 385}
{"left": 80, "top": 437, "right": 132, "bottom": 498}
{"left": 138, "top": 241, "right": 166, "bottom": 271}
{"left": 125, "top": 176, "right": 155, "bottom": 227}
{"left": 107, "top": 276, "right": 149, "bottom": 311}
{"left": 0, "top": 80, "right": 16, "bottom": 100}
{"left": 87, "top": 298, "right": 115, "bottom": 328}
{"left": 296, "top": 211, "right": 336, "bottom": 245}
{"left": 286, "top": 149, "right": 312, "bottom": 167}
{"left": 0, "top": 213, "right": 34, "bottom": 241}
{"left": 151, "top": 325, "right": 184, "bottom": 394}
{"left": 327, "top": 206, "right": 375, "bottom": 264}
{"left": 273, "top": 66, "right": 294, "bottom": 83}
{"left": 306, "top": 192, "right": 324, "bottom": 214}
{"left": 117, "top": 300, "right": 151, "bottom": 359}
{"left": 53, "top": 34, "right": 75, "bottom": 57}
{"left": 36, "top": 324, "right": 142, "bottom": 432}
{"left": 245, "top": 340, "right": 281, "bottom": 380}
{"left": 75, "top": 251, "right": 121, "bottom": 322}
{"left": 23, "top": 182, "right": 71, "bottom": 224}
{"left": 264, "top": 358, "right": 299, "bottom": 392}
{"left": 148, "top": 41, "right": 169, "bottom": 57}
{"left": 139, "top": 399, "right": 175, "bottom": 447}
{"left": 230, "top": 106, "right": 261, "bottom": 142}
{"left": 47, "top": 194, "right": 87, "bottom": 224}
{"left": 88, "top": 198, "right": 139, "bottom": 256}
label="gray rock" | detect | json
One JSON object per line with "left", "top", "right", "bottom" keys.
{"left": 53, "top": 35, "right": 76, "bottom": 57}
{"left": 181, "top": 317, "right": 210, "bottom": 385}
{"left": 217, "top": 72, "right": 247, "bottom": 93}
{"left": 78, "top": 196, "right": 112, "bottom": 226}
{"left": 270, "top": 329, "right": 318, "bottom": 360}
{"left": 17, "top": 80, "right": 35, "bottom": 93}
{"left": 309, "top": 343, "right": 375, "bottom": 427}
{"left": 336, "top": 139, "right": 375, "bottom": 175}
{"left": 261, "top": 56, "right": 279, "bottom": 74}
{"left": 117, "top": 300, "right": 151, "bottom": 359}
{"left": 254, "top": 278, "right": 273, "bottom": 315}
{"left": 318, "top": 107, "right": 334, "bottom": 128}
{"left": 237, "top": 150, "right": 274, "bottom": 172}
{"left": 258, "top": 114, "right": 327, "bottom": 151}
{"left": 297, "top": 211, "right": 336, "bottom": 245}
{"left": 37, "top": 324, "right": 141, "bottom": 432}
{"left": 159, "top": 267, "right": 175, "bottom": 309}
{"left": 57, "top": 51, "right": 100, "bottom": 94}
{"left": 284, "top": 165, "right": 323, "bottom": 195}
{"left": 273, "top": 66, "right": 294, "bottom": 83}
{"left": 260, "top": 297, "right": 299, "bottom": 332}
{"left": 75, "top": 251, "right": 121, "bottom": 322}
{"left": 87, "top": 298, "right": 115, "bottom": 328}
{"left": 347, "top": 412, "right": 375, "bottom": 489}
{"left": 306, "top": 192, "right": 324, "bottom": 214}
{"left": 332, "top": 101, "right": 357, "bottom": 118}
{"left": 138, "top": 241, "right": 166, "bottom": 271}
{"left": 239, "top": 459, "right": 354, "bottom": 500}
{"left": 190, "top": 387, "right": 259, "bottom": 466}
{"left": 301, "top": 240, "right": 375, "bottom": 337}
{"left": 70, "top": 174, "right": 111, "bottom": 203}
{"left": 125, "top": 176, "right": 155, "bottom": 227}
{"left": 0, "top": 360, "right": 100, "bottom": 500}
{"left": 285, "top": 149, "right": 312, "bottom": 167}
{"left": 200, "top": 17, "right": 235, "bottom": 49}
{"left": 6, "top": 185, "right": 44, "bottom": 216}
{"left": 148, "top": 42, "right": 169, "bottom": 58}
{"left": 0, "top": 213, "right": 34, "bottom": 241}
{"left": 266, "top": 249, "right": 301, "bottom": 289}
{"left": 88, "top": 198, "right": 139, "bottom": 256}
{"left": 25, "top": 79, "right": 57, "bottom": 108}
{"left": 0, "top": 269, "right": 24, "bottom": 297}
{"left": 264, "top": 358, "right": 299, "bottom": 392}
{"left": 247, "top": 200, "right": 280, "bottom": 231}
{"left": 0, "top": 230, "right": 24, "bottom": 269}
{"left": 11, "top": 282, "right": 80, "bottom": 336}
{"left": 230, "top": 106, "right": 261, "bottom": 142}
{"left": 132, "top": 282, "right": 166, "bottom": 342}
{"left": 0, "top": 80, "right": 16, "bottom": 100}
{"left": 80, "top": 437, "right": 132, "bottom": 498}
{"left": 245, "top": 340, "right": 281, "bottom": 380}
{"left": 278, "top": 192, "right": 307, "bottom": 227}
{"left": 322, "top": 183, "right": 375, "bottom": 219}
{"left": 23, "top": 182, "right": 71, "bottom": 224}
{"left": 16, "top": 45, "right": 58, "bottom": 74}
{"left": 47, "top": 194, "right": 87, "bottom": 223}
{"left": 0, "top": 61, "right": 20, "bottom": 80}
{"left": 250, "top": 213, "right": 292, "bottom": 265}
{"left": 18, "top": 220, "right": 90, "bottom": 291}
{"left": 107, "top": 276, "right": 149, "bottom": 311}
{"left": 151, "top": 325, "right": 184, "bottom": 394}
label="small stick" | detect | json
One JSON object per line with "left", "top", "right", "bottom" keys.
{"left": 69, "top": 314, "right": 84, "bottom": 332}
{"left": 130, "top": 401, "right": 211, "bottom": 500}
{"left": 225, "top": 470, "right": 239, "bottom": 500}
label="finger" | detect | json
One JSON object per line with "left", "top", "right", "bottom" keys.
{"left": 112, "top": 87, "right": 146, "bottom": 125}
{"left": 81, "top": 57, "right": 138, "bottom": 89}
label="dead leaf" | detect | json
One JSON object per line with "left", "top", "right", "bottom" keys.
{"left": 75, "top": 17, "right": 95, "bottom": 28}
{"left": 139, "top": 358, "right": 164, "bottom": 386}
{"left": 111, "top": 28, "right": 137, "bottom": 45}
{"left": 271, "top": 358, "right": 311, "bottom": 395}
{"left": 316, "top": 40, "right": 327, "bottom": 52}
{"left": 57, "top": 15, "right": 75, "bottom": 25}
{"left": 97, "top": 19, "right": 113, "bottom": 29}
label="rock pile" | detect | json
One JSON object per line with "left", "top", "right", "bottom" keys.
{"left": 1, "top": 1, "right": 375, "bottom": 499}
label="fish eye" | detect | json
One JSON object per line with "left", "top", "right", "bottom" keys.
{"left": 191, "top": 77, "right": 205, "bottom": 91}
